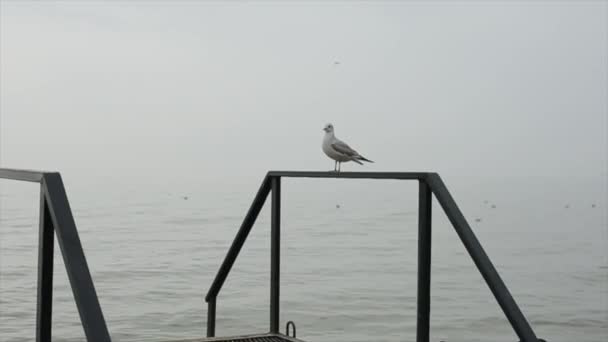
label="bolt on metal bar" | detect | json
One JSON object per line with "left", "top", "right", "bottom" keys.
{"left": 416, "top": 180, "right": 432, "bottom": 342}
{"left": 270, "top": 176, "right": 281, "bottom": 333}
{"left": 42, "top": 173, "right": 111, "bottom": 342}
{"left": 426, "top": 173, "right": 538, "bottom": 342}
{"left": 36, "top": 185, "right": 54, "bottom": 342}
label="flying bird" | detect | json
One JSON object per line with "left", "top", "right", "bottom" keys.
{"left": 322, "top": 123, "right": 373, "bottom": 172}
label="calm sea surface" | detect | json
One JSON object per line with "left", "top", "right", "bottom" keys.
{"left": 1, "top": 176, "right": 606, "bottom": 342}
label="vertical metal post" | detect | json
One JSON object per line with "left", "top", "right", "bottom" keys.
{"left": 417, "top": 180, "right": 432, "bottom": 342}
{"left": 207, "top": 298, "right": 216, "bottom": 337}
{"left": 36, "top": 186, "right": 54, "bottom": 342}
{"left": 270, "top": 176, "right": 281, "bottom": 333}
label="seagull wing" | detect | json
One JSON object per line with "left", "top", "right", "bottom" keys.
{"left": 331, "top": 139, "right": 359, "bottom": 157}
{"left": 332, "top": 138, "right": 374, "bottom": 163}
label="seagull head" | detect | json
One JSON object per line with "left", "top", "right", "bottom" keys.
{"left": 323, "top": 123, "right": 334, "bottom": 133}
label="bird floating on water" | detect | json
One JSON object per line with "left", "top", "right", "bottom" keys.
{"left": 322, "top": 123, "right": 373, "bottom": 172}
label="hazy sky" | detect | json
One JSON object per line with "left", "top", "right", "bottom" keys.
{"left": 1, "top": 1, "right": 606, "bottom": 185}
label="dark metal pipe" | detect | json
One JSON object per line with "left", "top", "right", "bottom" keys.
{"left": 268, "top": 171, "right": 428, "bottom": 180}
{"left": 270, "top": 176, "right": 281, "bottom": 333}
{"left": 36, "top": 186, "right": 54, "bottom": 342}
{"left": 206, "top": 298, "right": 216, "bottom": 337}
{"left": 206, "top": 176, "right": 272, "bottom": 301}
{"left": 426, "top": 173, "right": 538, "bottom": 342}
{"left": 416, "top": 180, "right": 432, "bottom": 342}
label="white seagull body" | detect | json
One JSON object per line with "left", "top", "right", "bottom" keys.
{"left": 322, "top": 123, "right": 373, "bottom": 172}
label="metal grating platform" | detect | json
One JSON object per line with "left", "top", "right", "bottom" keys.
{"left": 172, "top": 333, "right": 304, "bottom": 342}
{"left": 205, "top": 337, "right": 292, "bottom": 342}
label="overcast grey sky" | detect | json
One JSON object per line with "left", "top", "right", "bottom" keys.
{"left": 0, "top": 1, "right": 606, "bottom": 185}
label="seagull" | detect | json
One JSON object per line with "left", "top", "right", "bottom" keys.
{"left": 322, "top": 123, "right": 373, "bottom": 172}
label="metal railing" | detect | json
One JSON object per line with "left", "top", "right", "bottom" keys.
{"left": 0, "top": 168, "right": 545, "bottom": 342}
{"left": 205, "top": 171, "right": 545, "bottom": 342}
{"left": 0, "top": 168, "right": 111, "bottom": 342}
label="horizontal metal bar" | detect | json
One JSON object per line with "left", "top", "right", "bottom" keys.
{"left": 0, "top": 169, "right": 428, "bottom": 183}
{"left": 205, "top": 175, "right": 273, "bottom": 302}
{"left": 0, "top": 168, "right": 49, "bottom": 183}
{"left": 426, "top": 173, "right": 538, "bottom": 342}
{"left": 267, "top": 171, "right": 429, "bottom": 180}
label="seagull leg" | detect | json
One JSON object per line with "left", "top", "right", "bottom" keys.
{"left": 338, "top": 162, "right": 341, "bottom": 172}
{"left": 334, "top": 160, "right": 338, "bottom": 172}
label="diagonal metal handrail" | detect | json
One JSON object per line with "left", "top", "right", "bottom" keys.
{"left": 204, "top": 175, "right": 272, "bottom": 337}
{"left": 205, "top": 175, "right": 272, "bottom": 301}
{"left": 426, "top": 173, "right": 537, "bottom": 341}
{"left": 1, "top": 168, "right": 111, "bottom": 342}
{"left": 205, "top": 171, "right": 543, "bottom": 342}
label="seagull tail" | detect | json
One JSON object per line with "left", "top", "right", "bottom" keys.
{"left": 352, "top": 158, "right": 364, "bottom": 165}
{"left": 358, "top": 156, "right": 374, "bottom": 163}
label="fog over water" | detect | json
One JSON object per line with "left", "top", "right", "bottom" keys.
{"left": 1, "top": 2, "right": 606, "bottom": 342}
